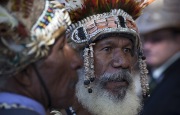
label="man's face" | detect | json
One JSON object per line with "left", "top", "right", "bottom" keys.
{"left": 37, "top": 35, "right": 82, "bottom": 108}
{"left": 76, "top": 36, "right": 141, "bottom": 115}
{"left": 142, "top": 29, "right": 180, "bottom": 68}
{"left": 93, "top": 36, "right": 136, "bottom": 98}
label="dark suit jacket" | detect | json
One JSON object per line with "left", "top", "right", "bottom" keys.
{"left": 0, "top": 108, "right": 40, "bottom": 115}
{"left": 142, "top": 58, "right": 180, "bottom": 115}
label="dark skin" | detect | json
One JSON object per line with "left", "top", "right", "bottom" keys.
{"left": 94, "top": 36, "right": 134, "bottom": 74}
{"left": 94, "top": 36, "right": 136, "bottom": 95}
{"left": 1, "top": 35, "right": 83, "bottom": 111}
{"left": 64, "top": 36, "right": 137, "bottom": 115}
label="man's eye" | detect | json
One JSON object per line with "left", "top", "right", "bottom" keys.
{"left": 102, "top": 46, "right": 112, "bottom": 52}
{"left": 123, "top": 48, "right": 132, "bottom": 53}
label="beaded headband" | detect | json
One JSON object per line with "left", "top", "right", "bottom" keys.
{"left": 67, "top": 9, "right": 139, "bottom": 48}
{"left": 28, "top": 0, "right": 71, "bottom": 57}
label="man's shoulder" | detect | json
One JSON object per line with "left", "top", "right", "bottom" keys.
{"left": 165, "top": 57, "right": 180, "bottom": 75}
{"left": 0, "top": 108, "right": 40, "bottom": 115}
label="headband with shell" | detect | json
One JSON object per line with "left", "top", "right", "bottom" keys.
{"left": 0, "top": 0, "right": 71, "bottom": 77}
{"left": 63, "top": 0, "right": 154, "bottom": 97}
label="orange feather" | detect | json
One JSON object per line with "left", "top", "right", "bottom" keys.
{"left": 69, "top": 0, "right": 155, "bottom": 22}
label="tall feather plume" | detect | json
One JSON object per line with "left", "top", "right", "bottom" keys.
{"left": 68, "top": 0, "right": 155, "bottom": 23}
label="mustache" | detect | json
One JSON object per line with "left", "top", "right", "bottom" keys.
{"left": 98, "top": 69, "right": 133, "bottom": 85}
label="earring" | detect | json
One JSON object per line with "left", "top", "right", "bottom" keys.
{"left": 83, "top": 43, "right": 96, "bottom": 93}
{"left": 139, "top": 51, "right": 150, "bottom": 98}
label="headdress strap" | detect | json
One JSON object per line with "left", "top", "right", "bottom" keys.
{"left": 83, "top": 43, "right": 95, "bottom": 93}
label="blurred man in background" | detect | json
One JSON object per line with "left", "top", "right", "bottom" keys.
{"left": 137, "top": 0, "right": 180, "bottom": 114}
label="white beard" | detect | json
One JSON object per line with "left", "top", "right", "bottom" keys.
{"left": 75, "top": 69, "right": 142, "bottom": 115}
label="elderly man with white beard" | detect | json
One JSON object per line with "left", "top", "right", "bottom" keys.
{"left": 75, "top": 55, "right": 142, "bottom": 115}
{"left": 56, "top": 0, "right": 155, "bottom": 115}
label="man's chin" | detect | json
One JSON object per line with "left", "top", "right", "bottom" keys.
{"left": 76, "top": 83, "right": 142, "bottom": 115}
{"left": 105, "top": 87, "right": 128, "bottom": 101}
{"left": 76, "top": 69, "right": 141, "bottom": 115}
{"left": 103, "top": 81, "right": 129, "bottom": 101}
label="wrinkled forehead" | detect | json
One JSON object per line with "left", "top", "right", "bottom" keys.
{"left": 95, "top": 36, "right": 133, "bottom": 47}
{"left": 97, "top": 32, "right": 136, "bottom": 40}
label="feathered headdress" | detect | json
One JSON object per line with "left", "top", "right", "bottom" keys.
{"left": 63, "top": 0, "right": 154, "bottom": 97}
{"left": 65, "top": 0, "right": 154, "bottom": 45}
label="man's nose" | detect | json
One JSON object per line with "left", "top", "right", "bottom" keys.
{"left": 111, "top": 49, "right": 129, "bottom": 69}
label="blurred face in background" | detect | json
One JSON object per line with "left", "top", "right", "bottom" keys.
{"left": 142, "top": 29, "right": 180, "bottom": 68}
